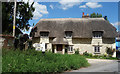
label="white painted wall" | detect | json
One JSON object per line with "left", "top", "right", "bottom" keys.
{"left": 32, "top": 37, "right": 116, "bottom": 57}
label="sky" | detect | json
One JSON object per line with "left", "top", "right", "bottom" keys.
{"left": 19, "top": 0, "right": 119, "bottom": 35}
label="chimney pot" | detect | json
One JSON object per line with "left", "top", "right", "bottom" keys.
{"left": 83, "top": 12, "right": 84, "bottom": 16}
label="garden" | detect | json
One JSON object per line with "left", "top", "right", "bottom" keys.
{"left": 2, "top": 48, "right": 89, "bottom": 72}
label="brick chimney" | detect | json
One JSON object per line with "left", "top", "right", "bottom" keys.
{"left": 82, "top": 12, "right": 89, "bottom": 18}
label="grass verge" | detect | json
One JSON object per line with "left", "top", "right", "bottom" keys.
{"left": 2, "top": 49, "right": 89, "bottom": 72}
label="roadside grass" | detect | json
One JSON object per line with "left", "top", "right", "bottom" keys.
{"left": 84, "top": 55, "right": 117, "bottom": 60}
{"left": 2, "top": 49, "right": 89, "bottom": 72}
{"left": 82, "top": 54, "right": 117, "bottom": 60}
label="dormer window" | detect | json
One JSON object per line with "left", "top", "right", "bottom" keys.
{"left": 40, "top": 32, "right": 49, "bottom": 37}
{"left": 93, "top": 31, "right": 103, "bottom": 38}
{"left": 65, "top": 31, "right": 72, "bottom": 38}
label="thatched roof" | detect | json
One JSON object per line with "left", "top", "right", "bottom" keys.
{"left": 31, "top": 18, "right": 117, "bottom": 44}
{"left": 52, "top": 37, "right": 68, "bottom": 45}
{"left": 117, "top": 31, "right": 120, "bottom": 37}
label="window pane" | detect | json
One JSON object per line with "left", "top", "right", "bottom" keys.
{"left": 93, "top": 31, "right": 103, "bottom": 38}
{"left": 65, "top": 31, "right": 72, "bottom": 38}
{"left": 40, "top": 32, "right": 49, "bottom": 37}
{"left": 68, "top": 46, "right": 73, "bottom": 51}
{"left": 94, "top": 46, "right": 100, "bottom": 52}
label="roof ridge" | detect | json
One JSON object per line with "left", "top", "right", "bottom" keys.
{"left": 39, "top": 18, "right": 105, "bottom": 21}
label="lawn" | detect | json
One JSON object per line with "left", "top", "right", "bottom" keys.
{"left": 2, "top": 49, "right": 89, "bottom": 72}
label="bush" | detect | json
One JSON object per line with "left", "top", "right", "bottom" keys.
{"left": 75, "top": 49, "right": 79, "bottom": 54}
{"left": 93, "top": 55, "right": 99, "bottom": 58}
{"left": 106, "top": 47, "right": 115, "bottom": 57}
{"left": 83, "top": 51, "right": 89, "bottom": 56}
{"left": 2, "top": 49, "right": 89, "bottom": 72}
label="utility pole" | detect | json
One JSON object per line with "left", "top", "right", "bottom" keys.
{"left": 13, "top": 0, "right": 17, "bottom": 37}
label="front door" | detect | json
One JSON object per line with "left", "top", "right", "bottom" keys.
{"left": 57, "top": 45, "right": 62, "bottom": 51}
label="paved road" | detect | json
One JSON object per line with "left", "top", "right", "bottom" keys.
{"left": 71, "top": 59, "right": 119, "bottom": 72}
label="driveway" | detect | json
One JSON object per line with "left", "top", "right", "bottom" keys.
{"left": 71, "top": 59, "right": 119, "bottom": 72}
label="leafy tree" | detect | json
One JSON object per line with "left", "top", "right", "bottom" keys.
{"left": 90, "top": 12, "right": 109, "bottom": 22}
{"left": 90, "top": 13, "right": 102, "bottom": 18}
{"left": 2, "top": 2, "right": 35, "bottom": 36}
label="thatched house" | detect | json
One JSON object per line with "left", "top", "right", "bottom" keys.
{"left": 30, "top": 15, "right": 117, "bottom": 55}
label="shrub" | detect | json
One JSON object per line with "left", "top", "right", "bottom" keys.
{"left": 89, "top": 53, "right": 93, "bottom": 57}
{"left": 75, "top": 49, "right": 79, "bottom": 55}
{"left": 106, "top": 47, "right": 115, "bottom": 57}
{"left": 83, "top": 51, "right": 89, "bottom": 56}
{"left": 93, "top": 55, "right": 99, "bottom": 58}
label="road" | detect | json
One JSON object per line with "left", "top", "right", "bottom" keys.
{"left": 71, "top": 59, "right": 119, "bottom": 72}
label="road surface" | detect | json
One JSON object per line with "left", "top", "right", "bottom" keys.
{"left": 71, "top": 59, "right": 119, "bottom": 72}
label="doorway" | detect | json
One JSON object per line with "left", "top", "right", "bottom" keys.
{"left": 57, "top": 45, "right": 63, "bottom": 51}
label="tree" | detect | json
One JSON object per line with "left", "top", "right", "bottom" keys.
{"left": 90, "top": 13, "right": 102, "bottom": 18}
{"left": 90, "top": 12, "right": 97, "bottom": 18}
{"left": 2, "top": 2, "right": 35, "bottom": 36}
{"left": 90, "top": 12, "right": 109, "bottom": 22}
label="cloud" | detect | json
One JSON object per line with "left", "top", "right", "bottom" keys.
{"left": 111, "top": 22, "right": 120, "bottom": 26}
{"left": 111, "top": 22, "right": 120, "bottom": 32}
{"left": 50, "top": 5, "right": 54, "bottom": 9}
{"left": 22, "top": 0, "right": 48, "bottom": 20}
{"left": 86, "top": 2, "right": 102, "bottom": 8}
{"left": 79, "top": 2, "right": 102, "bottom": 9}
{"left": 79, "top": 5, "right": 86, "bottom": 8}
{"left": 33, "top": 2, "right": 48, "bottom": 19}
{"left": 59, "top": 0, "right": 83, "bottom": 10}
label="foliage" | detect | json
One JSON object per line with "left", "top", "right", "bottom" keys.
{"left": 106, "top": 47, "right": 115, "bottom": 57}
{"left": 90, "top": 12, "right": 109, "bottom": 22}
{"left": 83, "top": 51, "right": 93, "bottom": 57}
{"left": 75, "top": 48, "right": 79, "bottom": 54}
{"left": 83, "top": 51, "right": 89, "bottom": 56}
{"left": 83, "top": 51, "right": 117, "bottom": 60}
{"left": 2, "top": 49, "right": 89, "bottom": 72}
{"left": 90, "top": 13, "right": 102, "bottom": 18}
{"left": 2, "top": 2, "right": 35, "bottom": 35}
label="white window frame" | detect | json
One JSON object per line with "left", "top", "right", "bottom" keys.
{"left": 94, "top": 46, "right": 100, "bottom": 53}
{"left": 68, "top": 46, "right": 73, "bottom": 52}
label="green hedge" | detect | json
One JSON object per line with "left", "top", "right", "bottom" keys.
{"left": 2, "top": 49, "right": 89, "bottom": 72}
{"left": 83, "top": 51, "right": 117, "bottom": 60}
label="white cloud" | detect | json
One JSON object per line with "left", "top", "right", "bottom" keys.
{"left": 33, "top": 2, "right": 48, "bottom": 19}
{"left": 79, "top": 5, "right": 86, "bottom": 8}
{"left": 86, "top": 2, "right": 102, "bottom": 8}
{"left": 111, "top": 22, "right": 120, "bottom": 26}
{"left": 21, "top": 0, "right": 48, "bottom": 20}
{"left": 59, "top": 0, "right": 83, "bottom": 10}
{"left": 50, "top": 5, "right": 54, "bottom": 9}
{"left": 79, "top": 2, "right": 102, "bottom": 9}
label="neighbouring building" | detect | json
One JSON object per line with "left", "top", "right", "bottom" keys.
{"left": 0, "top": 27, "right": 23, "bottom": 49}
{"left": 116, "top": 31, "right": 120, "bottom": 50}
{"left": 0, "top": 34, "right": 14, "bottom": 49}
{"left": 30, "top": 14, "right": 117, "bottom": 56}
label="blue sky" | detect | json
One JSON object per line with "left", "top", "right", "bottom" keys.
{"left": 21, "top": 1, "right": 119, "bottom": 35}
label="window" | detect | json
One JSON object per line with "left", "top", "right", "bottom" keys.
{"left": 40, "top": 32, "right": 49, "bottom": 37}
{"left": 45, "top": 43, "right": 47, "bottom": 49}
{"left": 94, "top": 46, "right": 100, "bottom": 53}
{"left": 68, "top": 46, "right": 73, "bottom": 52}
{"left": 93, "top": 31, "right": 103, "bottom": 38}
{"left": 65, "top": 31, "right": 72, "bottom": 38}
